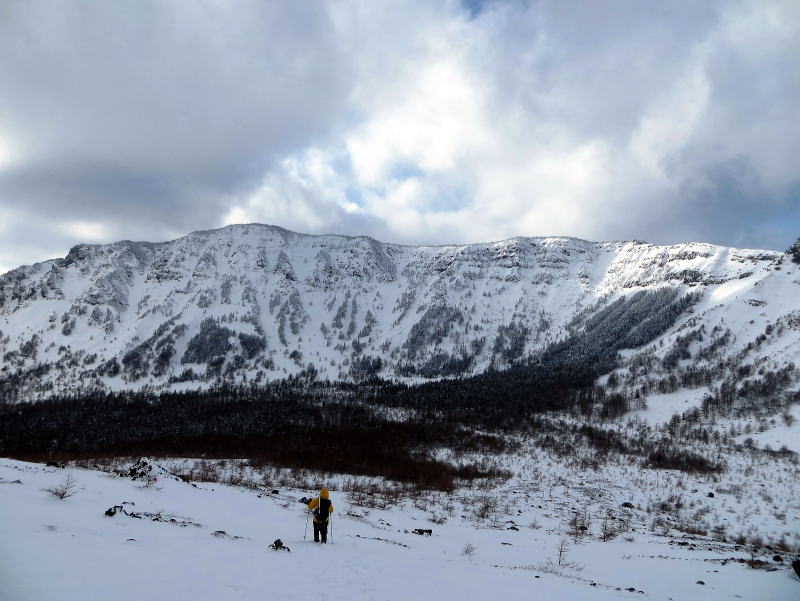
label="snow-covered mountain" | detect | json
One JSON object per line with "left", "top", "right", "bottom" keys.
{"left": 1, "top": 223, "right": 798, "bottom": 401}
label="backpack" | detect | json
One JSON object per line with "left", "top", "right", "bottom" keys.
{"left": 313, "top": 497, "right": 332, "bottom": 522}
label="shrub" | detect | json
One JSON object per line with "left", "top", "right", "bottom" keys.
{"left": 44, "top": 473, "right": 79, "bottom": 500}
{"left": 645, "top": 447, "right": 723, "bottom": 474}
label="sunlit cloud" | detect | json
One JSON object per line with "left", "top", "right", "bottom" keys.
{"left": 0, "top": 134, "right": 20, "bottom": 170}
{"left": 63, "top": 220, "right": 115, "bottom": 243}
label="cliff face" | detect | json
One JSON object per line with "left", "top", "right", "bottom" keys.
{"left": 0, "top": 223, "right": 795, "bottom": 400}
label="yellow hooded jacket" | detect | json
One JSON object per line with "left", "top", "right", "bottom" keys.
{"left": 307, "top": 488, "right": 334, "bottom": 523}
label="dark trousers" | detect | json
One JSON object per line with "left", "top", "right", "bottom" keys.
{"left": 313, "top": 520, "right": 328, "bottom": 543}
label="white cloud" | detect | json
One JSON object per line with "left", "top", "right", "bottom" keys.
{"left": 63, "top": 220, "right": 115, "bottom": 243}
{"left": 0, "top": 132, "right": 21, "bottom": 170}
{"left": 347, "top": 58, "right": 488, "bottom": 186}
{"left": 221, "top": 0, "right": 799, "bottom": 248}
{"left": 1, "top": 0, "right": 799, "bottom": 271}
{"left": 628, "top": 57, "right": 710, "bottom": 182}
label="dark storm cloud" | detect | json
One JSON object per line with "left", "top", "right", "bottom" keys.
{"left": 0, "top": 0, "right": 356, "bottom": 254}
{"left": 0, "top": 0, "right": 798, "bottom": 273}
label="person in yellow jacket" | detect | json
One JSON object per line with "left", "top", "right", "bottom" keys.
{"left": 307, "top": 487, "right": 334, "bottom": 543}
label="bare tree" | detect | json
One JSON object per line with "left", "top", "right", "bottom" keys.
{"left": 473, "top": 495, "right": 496, "bottom": 519}
{"left": 44, "top": 473, "right": 79, "bottom": 500}
{"left": 567, "top": 506, "right": 591, "bottom": 542}
{"left": 555, "top": 539, "right": 583, "bottom": 570}
{"left": 557, "top": 539, "right": 570, "bottom": 566}
{"left": 600, "top": 512, "right": 617, "bottom": 542}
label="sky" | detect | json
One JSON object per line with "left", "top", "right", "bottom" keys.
{"left": 0, "top": 0, "right": 799, "bottom": 273}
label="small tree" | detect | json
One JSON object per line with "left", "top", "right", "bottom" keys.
{"left": 567, "top": 507, "right": 591, "bottom": 542}
{"left": 553, "top": 539, "right": 583, "bottom": 570}
{"left": 44, "top": 473, "right": 79, "bottom": 500}
{"left": 787, "top": 237, "right": 800, "bottom": 264}
{"left": 600, "top": 513, "right": 617, "bottom": 542}
{"left": 557, "top": 539, "right": 570, "bottom": 566}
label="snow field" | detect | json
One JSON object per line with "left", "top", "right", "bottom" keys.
{"left": 1, "top": 457, "right": 797, "bottom": 601}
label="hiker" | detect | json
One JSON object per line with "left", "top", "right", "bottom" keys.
{"left": 307, "top": 487, "right": 334, "bottom": 543}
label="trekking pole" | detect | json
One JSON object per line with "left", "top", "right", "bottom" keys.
{"left": 304, "top": 510, "right": 309, "bottom": 541}
{"left": 331, "top": 516, "right": 334, "bottom": 545}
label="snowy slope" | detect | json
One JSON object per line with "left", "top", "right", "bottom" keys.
{"left": 0, "top": 224, "right": 796, "bottom": 401}
{"left": 1, "top": 457, "right": 797, "bottom": 601}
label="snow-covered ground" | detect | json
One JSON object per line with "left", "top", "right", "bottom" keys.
{"left": 734, "top": 405, "right": 800, "bottom": 454}
{"left": 1, "top": 457, "right": 797, "bottom": 601}
{"left": 632, "top": 388, "right": 713, "bottom": 424}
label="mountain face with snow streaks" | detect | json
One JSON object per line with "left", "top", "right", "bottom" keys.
{"left": 0, "top": 223, "right": 797, "bottom": 401}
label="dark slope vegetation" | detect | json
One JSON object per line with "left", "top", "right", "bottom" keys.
{"left": 0, "top": 384, "right": 517, "bottom": 490}
{"left": 0, "top": 289, "right": 705, "bottom": 487}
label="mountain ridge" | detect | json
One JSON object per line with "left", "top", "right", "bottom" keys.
{"left": 4, "top": 222, "right": 783, "bottom": 278}
{"left": 0, "top": 223, "right": 796, "bottom": 404}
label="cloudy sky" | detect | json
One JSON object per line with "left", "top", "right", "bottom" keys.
{"left": 0, "top": 0, "right": 798, "bottom": 273}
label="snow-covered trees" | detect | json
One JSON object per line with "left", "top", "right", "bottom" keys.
{"left": 182, "top": 318, "right": 234, "bottom": 364}
{"left": 404, "top": 305, "right": 464, "bottom": 361}
{"left": 787, "top": 237, "right": 800, "bottom": 264}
